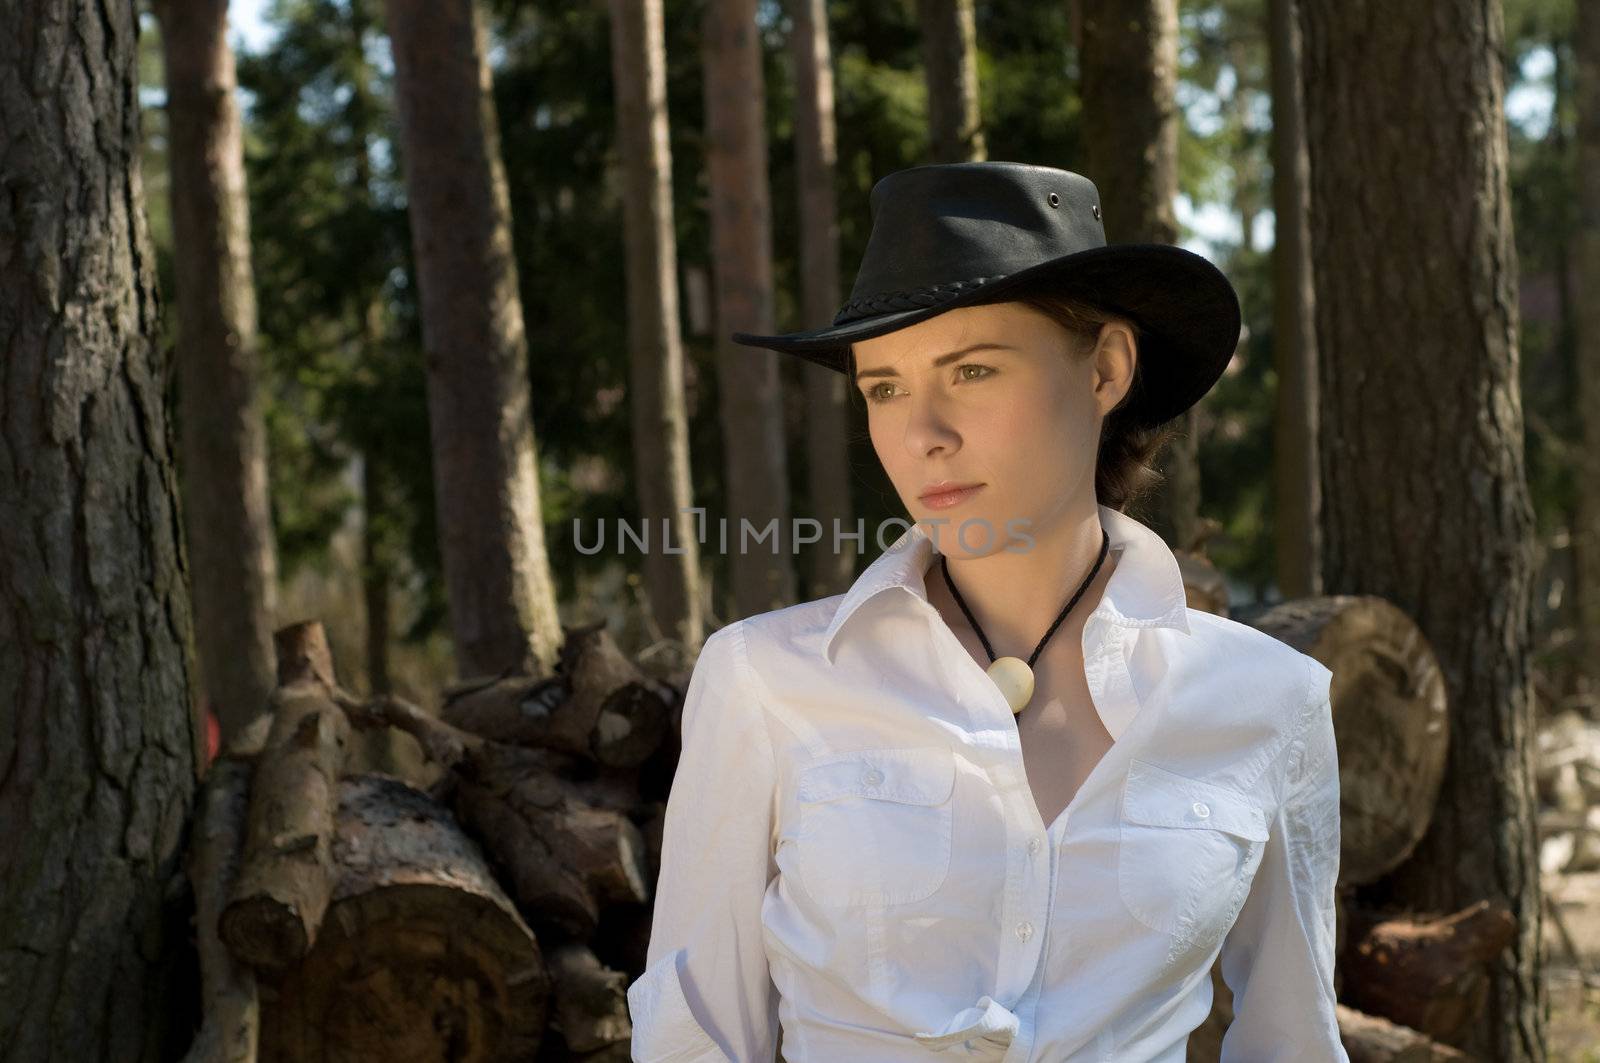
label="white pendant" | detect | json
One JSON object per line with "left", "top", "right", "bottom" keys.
{"left": 987, "top": 656, "right": 1035, "bottom": 715}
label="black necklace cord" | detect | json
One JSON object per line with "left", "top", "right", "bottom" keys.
{"left": 939, "top": 527, "right": 1112, "bottom": 668}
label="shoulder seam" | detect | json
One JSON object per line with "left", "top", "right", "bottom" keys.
{"left": 724, "top": 619, "right": 827, "bottom": 757}
{"left": 1286, "top": 660, "right": 1334, "bottom": 803}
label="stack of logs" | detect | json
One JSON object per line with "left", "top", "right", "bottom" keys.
{"left": 183, "top": 587, "right": 1536, "bottom": 1062}
{"left": 1190, "top": 587, "right": 1512, "bottom": 1063}
{"left": 183, "top": 619, "right": 690, "bottom": 1062}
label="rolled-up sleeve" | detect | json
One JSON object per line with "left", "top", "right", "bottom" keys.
{"left": 1218, "top": 663, "right": 1348, "bottom": 1061}
{"left": 627, "top": 622, "right": 780, "bottom": 1062}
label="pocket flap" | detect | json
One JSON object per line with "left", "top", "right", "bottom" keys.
{"left": 1122, "top": 759, "right": 1268, "bottom": 842}
{"left": 797, "top": 746, "right": 956, "bottom": 806}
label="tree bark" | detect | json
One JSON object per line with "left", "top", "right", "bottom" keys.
{"left": 0, "top": 3, "right": 200, "bottom": 1059}
{"left": 790, "top": 0, "right": 857, "bottom": 599}
{"left": 702, "top": 0, "right": 797, "bottom": 618}
{"left": 348, "top": 0, "right": 395, "bottom": 704}
{"left": 1078, "top": 0, "right": 1201, "bottom": 551}
{"left": 155, "top": 0, "right": 281, "bottom": 747}
{"left": 917, "top": 0, "right": 986, "bottom": 163}
{"left": 382, "top": 0, "right": 564, "bottom": 678}
{"left": 1268, "top": 0, "right": 1321, "bottom": 600}
{"left": 181, "top": 757, "right": 259, "bottom": 1063}
{"left": 1298, "top": 0, "right": 1544, "bottom": 1057}
{"left": 607, "top": 0, "right": 706, "bottom": 649}
{"left": 1575, "top": 0, "right": 1600, "bottom": 700}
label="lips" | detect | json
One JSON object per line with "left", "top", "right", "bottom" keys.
{"left": 919, "top": 482, "right": 985, "bottom": 509}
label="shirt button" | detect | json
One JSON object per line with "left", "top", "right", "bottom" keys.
{"left": 1015, "top": 921, "right": 1034, "bottom": 942}
{"left": 863, "top": 768, "right": 885, "bottom": 787}
{"left": 1027, "top": 837, "right": 1041, "bottom": 855}
{"left": 1193, "top": 801, "right": 1210, "bottom": 818}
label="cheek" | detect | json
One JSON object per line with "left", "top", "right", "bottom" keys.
{"left": 867, "top": 415, "right": 912, "bottom": 484}
{"left": 982, "top": 393, "right": 1100, "bottom": 494}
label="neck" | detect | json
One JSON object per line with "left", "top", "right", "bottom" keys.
{"left": 924, "top": 505, "right": 1119, "bottom": 661}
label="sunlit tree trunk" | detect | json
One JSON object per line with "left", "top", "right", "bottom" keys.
{"left": 1574, "top": 0, "right": 1600, "bottom": 701}
{"left": 607, "top": 0, "right": 705, "bottom": 648}
{"left": 702, "top": 0, "right": 796, "bottom": 618}
{"left": 383, "top": 0, "right": 563, "bottom": 677}
{"left": 0, "top": 3, "right": 200, "bottom": 1058}
{"left": 1268, "top": 0, "right": 1320, "bottom": 600}
{"left": 155, "top": 0, "right": 280, "bottom": 745}
{"left": 1078, "top": 0, "right": 1200, "bottom": 549}
{"left": 1299, "top": 0, "right": 1543, "bottom": 1057}
{"left": 347, "top": 0, "right": 400, "bottom": 703}
{"left": 918, "top": 0, "right": 986, "bottom": 163}
{"left": 790, "top": 0, "right": 856, "bottom": 599}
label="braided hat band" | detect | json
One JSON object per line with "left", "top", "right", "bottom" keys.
{"left": 832, "top": 277, "right": 997, "bottom": 326}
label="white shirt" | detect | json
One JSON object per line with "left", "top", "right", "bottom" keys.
{"left": 627, "top": 504, "right": 1346, "bottom": 1062}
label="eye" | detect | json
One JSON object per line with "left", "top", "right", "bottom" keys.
{"left": 957, "top": 363, "right": 996, "bottom": 382}
{"left": 863, "top": 381, "right": 902, "bottom": 404}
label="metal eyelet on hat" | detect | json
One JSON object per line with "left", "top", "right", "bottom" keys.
{"left": 1047, "top": 192, "right": 1060, "bottom": 208}
{"left": 1092, "top": 204, "right": 1101, "bottom": 220}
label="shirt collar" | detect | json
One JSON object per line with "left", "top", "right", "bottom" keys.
{"left": 820, "top": 503, "right": 1192, "bottom": 666}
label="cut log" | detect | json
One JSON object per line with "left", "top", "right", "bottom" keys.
{"left": 1176, "top": 550, "right": 1229, "bottom": 616}
{"left": 180, "top": 756, "right": 259, "bottom": 1063}
{"left": 259, "top": 773, "right": 548, "bottom": 1062}
{"left": 544, "top": 942, "right": 631, "bottom": 1055}
{"left": 274, "top": 620, "right": 337, "bottom": 688}
{"left": 1185, "top": 963, "right": 1467, "bottom": 1062}
{"left": 338, "top": 690, "right": 653, "bottom": 939}
{"left": 1334, "top": 1003, "right": 1471, "bottom": 1062}
{"left": 220, "top": 622, "right": 352, "bottom": 971}
{"left": 440, "top": 622, "right": 674, "bottom": 768}
{"left": 223, "top": 711, "right": 273, "bottom": 760}
{"left": 454, "top": 765, "right": 650, "bottom": 939}
{"left": 1339, "top": 898, "right": 1516, "bottom": 1043}
{"left": 1249, "top": 595, "right": 1449, "bottom": 885}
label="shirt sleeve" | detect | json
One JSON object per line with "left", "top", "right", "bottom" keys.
{"left": 626, "top": 622, "right": 781, "bottom": 1062}
{"left": 1217, "top": 663, "right": 1348, "bottom": 1062}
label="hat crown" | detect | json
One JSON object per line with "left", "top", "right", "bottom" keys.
{"left": 837, "top": 162, "right": 1107, "bottom": 326}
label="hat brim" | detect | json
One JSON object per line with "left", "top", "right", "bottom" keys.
{"left": 731, "top": 243, "right": 1241, "bottom": 429}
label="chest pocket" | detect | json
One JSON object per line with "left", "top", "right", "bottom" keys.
{"left": 791, "top": 746, "right": 956, "bottom": 908}
{"left": 1117, "top": 758, "right": 1269, "bottom": 950}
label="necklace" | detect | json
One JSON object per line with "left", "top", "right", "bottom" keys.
{"left": 938, "top": 526, "right": 1111, "bottom": 715}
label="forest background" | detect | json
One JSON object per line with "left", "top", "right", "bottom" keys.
{"left": 134, "top": 0, "right": 1587, "bottom": 714}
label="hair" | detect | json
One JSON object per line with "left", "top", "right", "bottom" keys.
{"left": 846, "top": 285, "right": 1181, "bottom": 513}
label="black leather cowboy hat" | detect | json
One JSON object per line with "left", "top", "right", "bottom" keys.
{"left": 731, "top": 161, "right": 1241, "bottom": 429}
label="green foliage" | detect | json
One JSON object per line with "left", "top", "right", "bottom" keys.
{"left": 143, "top": 0, "right": 1581, "bottom": 652}
{"left": 1504, "top": 0, "right": 1579, "bottom": 536}
{"left": 236, "top": 0, "right": 444, "bottom": 642}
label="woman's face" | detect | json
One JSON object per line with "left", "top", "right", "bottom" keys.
{"left": 851, "top": 301, "right": 1136, "bottom": 559}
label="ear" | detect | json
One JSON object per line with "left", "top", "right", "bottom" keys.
{"left": 1091, "top": 323, "right": 1138, "bottom": 416}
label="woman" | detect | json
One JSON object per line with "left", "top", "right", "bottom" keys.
{"left": 627, "top": 162, "right": 1345, "bottom": 1061}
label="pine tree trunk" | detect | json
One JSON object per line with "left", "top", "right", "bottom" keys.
{"left": 607, "top": 0, "right": 706, "bottom": 649}
{"left": 0, "top": 4, "right": 201, "bottom": 1059}
{"left": 1574, "top": 0, "right": 1600, "bottom": 698}
{"left": 361, "top": 455, "right": 393, "bottom": 697}
{"left": 917, "top": 0, "right": 986, "bottom": 163}
{"left": 1268, "top": 0, "right": 1321, "bottom": 600}
{"left": 1078, "top": 0, "right": 1201, "bottom": 549}
{"left": 382, "top": 0, "right": 563, "bottom": 678}
{"left": 702, "top": 0, "right": 796, "bottom": 619}
{"left": 155, "top": 0, "right": 280, "bottom": 746}
{"left": 791, "top": 0, "right": 857, "bottom": 599}
{"left": 1298, "top": 1, "right": 1544, "bottom": 1057}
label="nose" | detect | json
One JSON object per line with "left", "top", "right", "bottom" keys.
{"left": 901, "top": 387, "right": 962, "bottom": 460}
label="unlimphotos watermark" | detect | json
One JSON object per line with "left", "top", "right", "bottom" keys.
{"left": 571, "top": 511, "right": 1039, "bottom": 555}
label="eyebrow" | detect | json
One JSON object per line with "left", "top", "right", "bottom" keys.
{"left": 853, "top": 343, "right": 1018, "bottom": 381}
